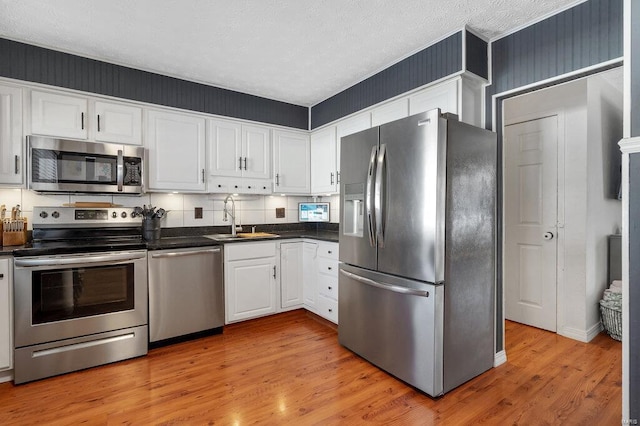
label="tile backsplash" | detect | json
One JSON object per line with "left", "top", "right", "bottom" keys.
{"left": 0, "top": 189, "right": 340, "bottom": 230}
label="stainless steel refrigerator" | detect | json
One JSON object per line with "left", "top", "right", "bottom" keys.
{"left": 338, "top": 108, "right": 496, "bottom": 397}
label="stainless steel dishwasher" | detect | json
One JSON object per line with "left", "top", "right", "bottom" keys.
{"left": 148, "top": 246, "right": 224, "bottom": 344}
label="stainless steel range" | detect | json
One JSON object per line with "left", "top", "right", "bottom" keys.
{"left": 13, "top": 206, "right": 148, "bottom": 384}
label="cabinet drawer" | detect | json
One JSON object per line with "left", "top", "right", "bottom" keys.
{"left": 317, "top": 293, "right": 338, "bottom": 324}
{"left": 317, "top": 257, "right": 338, "bottom": 277}
{"left": 317, "top": 242, "right": 338, "bottom": 260}
{"left": 318, "top": 273, "right": 338, "bottom": 300}
{"left": 225, "top": 241, "right": 276, "bottom": 261}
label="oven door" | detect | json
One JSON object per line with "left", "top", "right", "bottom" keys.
{"left": 14, "top": 250, "right": 148, "bottom": 348}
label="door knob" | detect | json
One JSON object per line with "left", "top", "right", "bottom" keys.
{"left": 543, "top": 232, "right": 554, "bottom": 240}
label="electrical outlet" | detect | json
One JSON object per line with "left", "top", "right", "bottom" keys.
{"left": 276, "top": 207, "right": 285, "bottom": 218}
{"left": 194, "top": 207, "right": 203, "bottom": 219}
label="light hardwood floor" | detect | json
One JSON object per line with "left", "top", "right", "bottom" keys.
{"left": 0, "top": 310, "right": 621, "bottom": 424}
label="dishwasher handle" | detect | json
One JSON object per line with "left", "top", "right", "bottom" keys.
{"left": 340, "top": 269, "right": 430, "bottom": 297}
{"left": 150, "top": 248, "right": 221, "bottom": 259}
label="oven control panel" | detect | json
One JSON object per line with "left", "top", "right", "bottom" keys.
{"left": 32, "top": 207, "right": 142, "bottom": 227}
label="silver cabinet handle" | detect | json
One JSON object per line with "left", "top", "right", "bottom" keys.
{"left": 275, "top": 174, "right": 280, "bottom": 186}
{"left": 14, "top": 155, "right": 19, "bottom": 174}
{"left": 336, "top": 171, "right": 340, "bottom": 184}
{"left": 244, "top": 157, "right": 247, "bottom": 170}
{"left": 97, "top": 114, "right": 101, "bottom": 132}
{"left": 116, "top": 149, "right": 124, "bottom": 192}
{"left": 273, "top": 265, "right": 277, "bottom": 279}
{"left": 239, "top": 157, "right": 243, "bottom": 171}
{"left": 202, "top": 169, "right": 205, "bottom": 183}
{"left": 151, "top": 248, "right": 221, "bottom": 258}
{"left": 330, "top": 172, "right": 334, "bottom": 185}
{"left": 366, "top": 145, "right": 377, "bottom": 247}
{"left": 340, "top": 269, "right": 430, "bottom": 297}
{"left": 81, "top": 112, "right": 84, "bottom": 130}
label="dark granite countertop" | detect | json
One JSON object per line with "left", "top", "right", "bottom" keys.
{"left": 2, "top": 224, "right": 339, "bottom": 255}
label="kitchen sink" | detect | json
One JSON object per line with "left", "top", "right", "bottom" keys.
{"left": 203, "top": 232, "right": 279, "bottom": 241}
{"left": 203, "top": 234, "right": 241, "bottom": 241}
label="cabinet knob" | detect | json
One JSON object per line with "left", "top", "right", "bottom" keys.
{"left": 0, "top": 273, "right": 4, "bottom": 279}
{"left": 327, "top": 266, "right": 332, "bottom": 271}
{"left": 327, "top": 250, "right": 332, "bottom": 254}
{"left": 328, "top": 286, "right": 332, "bottom": 290}
{"left": 328, "top": 308, "right": 333, "bottom": 313}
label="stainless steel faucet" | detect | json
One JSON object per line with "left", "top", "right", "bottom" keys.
{"left": 223, "top": 194, "right": 242, "bottom": 236}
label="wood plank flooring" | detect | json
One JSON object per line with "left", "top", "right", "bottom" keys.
{"left": 0, "top": 310, "right": 621, "bottom": 425}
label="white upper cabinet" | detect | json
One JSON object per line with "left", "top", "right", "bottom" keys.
{"left": 31, "top": 90, "right": 88, "bottom": 140}
{"left": 208, "top": 120, "right": 271, "bottom": 180}
{"left": 208, "top": 119, "right": 243, "bottom": 177}
{"left": 371, "top": 98, "right": 409, "bottom": 126}
{"left": 273, "top": 129, "right": 310, "bottom": 194}
{"left": 242, "top": 125, "right": 271, "bottom": 179}
{"left": 146, "top": 109, "right": 206, "bottom": 192}
{"left": 94, "top": 100, "right": 142, "bottom": 145}
{"left": 31, "top": 90, "right": 142, "bottom": 144}
{"left": 409, "top": 79, "right": 458, "bottom": 117}
{"left": 0, "top": 84, "right": 23, "bottom": 185}
{"left": 310, "top": 127, "right": 337, "bottom": 194}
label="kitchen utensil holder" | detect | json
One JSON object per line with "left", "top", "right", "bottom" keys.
{"left": 2, "top": 218, "right": 28, "bottom": 246}
{"left": 142, "top": 217, "right": 161, "bottom": 241}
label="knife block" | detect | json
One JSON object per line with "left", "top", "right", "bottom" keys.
{"left": 2, "top": 219, "right": 27, "bottom": 246}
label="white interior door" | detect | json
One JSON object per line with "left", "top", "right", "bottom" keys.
{"left": 504, "top": 115, "right": 558, "bottom": 332}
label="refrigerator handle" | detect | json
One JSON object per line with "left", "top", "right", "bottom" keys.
{"left": 340, "top": 269, "right": 430, "bottom": 297}
{"left": 374, "top": 143, "right": 386, "bottom": 247}
{"left": 366, "top": 145, "right": 378, "bottom": 247}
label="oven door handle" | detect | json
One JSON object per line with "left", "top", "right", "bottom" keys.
{"left": 14, "top": 251, "right": 146, "bottom": 268}
{"left": 117, "top": 149, "right": 124, "bottom": 192}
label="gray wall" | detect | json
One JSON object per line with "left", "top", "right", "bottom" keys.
{"left": 487, "top": 0, "right": 623, "bottom": 129}
{"left": 311, "top": 31, "right": 489, "bottom": 129}
{"left": 0, "top": 38, "right": 308, "bottom": 130}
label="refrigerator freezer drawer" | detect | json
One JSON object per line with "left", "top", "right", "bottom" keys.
{"left": 338, "top": 264, "right": 444, "bottom": 397}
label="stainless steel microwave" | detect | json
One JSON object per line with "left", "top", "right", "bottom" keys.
{"left": 27, "top": 136, "right": 144, "bottom": 194}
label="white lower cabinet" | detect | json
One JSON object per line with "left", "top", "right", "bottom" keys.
{"left": 224, "top": 242, "right": 277, "bottom": 324}
{"left": 314, "top": 242, "right": 339, "bottom": 323}
{"left": 302, "top": 242, "right": 318, "bottom": 309}
{"left": 279, "top": 242, "right": 304, "bottom": 309}
{"left": 0, "top": 257, "right": 12, "bottom": 372}
{"left": 224, "top": 239, "right": 338, "bottom": 324}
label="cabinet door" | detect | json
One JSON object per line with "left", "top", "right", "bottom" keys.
{"left": 310, "top": 127, "right": 337, "bottom": 194}
{"left": 273, "top": 130, "right": 310, "bottom": 194}
{"left": 31, "top": 91, "right": 88, "bottom": 139}
{"left": 242, "top": 125, "right": 271, "bottom": 179}
{"left": 146, "top": 110, "right": 206, "bottom": 191}
{"left": 94, "top": 101, "right": 142, "bottom": 145}
{"left": 303, "top": 242, "right": 318, "bottom": 309}
{"left": 336, "top": 111, "right": 371, "bottom": 185}
{"left": 0, "top": 84, "right": 23, "bottom": 185}
{"left": 371, "top": 98, "right": 409, "bottom": 126}
{"left": 208, "top": 119, "right": 243, "bottom": 177}
{"left": 225, "top": 257, "right": 277, "bottom": 323}
{"left": 409, "top": 79, "right": 458, "bottom": 116}
{"left": 280, "top": 242, "right": 304, "bottom": 309}
{"left": 0, "top": 258, "right": 11, "bottom": 371}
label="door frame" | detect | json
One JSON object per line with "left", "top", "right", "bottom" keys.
{"left": 502, "top": 110, "right": 567, "bottom": 334}
{"left": 490, "top": 61, "right": 622, "bottom": 365}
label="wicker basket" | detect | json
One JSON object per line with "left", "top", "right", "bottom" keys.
{"left": 600, "top": 301, "right": 622, "bottom": 341}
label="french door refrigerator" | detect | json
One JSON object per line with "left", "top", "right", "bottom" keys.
{"left": 338, "top": 108, "right": 497, "bottom": 397}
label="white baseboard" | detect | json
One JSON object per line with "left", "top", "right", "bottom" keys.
{"left": 494, "top": 350, "right": 507, "bottom": 367}
{"left": 0, "top": 369, "right": 13, "bottom": 384}
{"left": 558, "top": 322, "right": 603, "bottom": 343}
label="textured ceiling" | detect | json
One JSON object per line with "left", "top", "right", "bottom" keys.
{"left": 0, "top": 0, "right": 581, "bottom": 106}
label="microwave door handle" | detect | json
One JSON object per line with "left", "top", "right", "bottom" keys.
{"left": 117, "top": 149, "right": 124, "bottom": 192}
{"left": 366, "top": 145, "right": 377, "bottom": 247}
{"left": 374, "top": 143, "right": 386, "bottom": 248}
